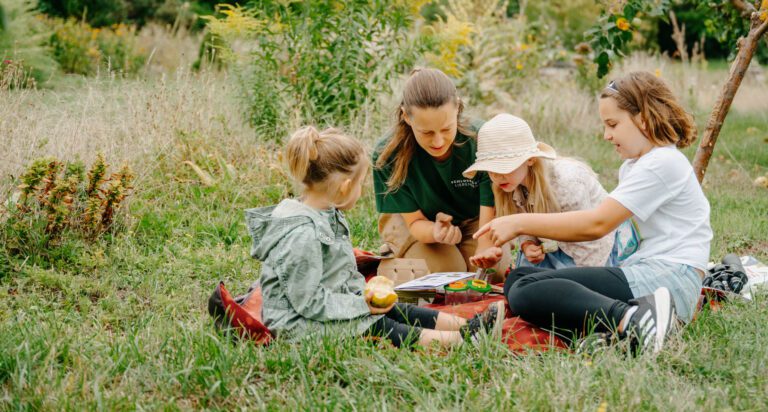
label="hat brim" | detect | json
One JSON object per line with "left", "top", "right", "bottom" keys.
{"left": 463, "top": 142, "right": 556, "bottom": 178}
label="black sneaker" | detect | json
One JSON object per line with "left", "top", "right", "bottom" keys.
{"left": 461, "top": 301, "right": 505, "bottom": 343}
{"left": 623, "top": 287, "right": 677, "bottom": 355}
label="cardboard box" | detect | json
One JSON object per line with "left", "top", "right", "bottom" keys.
{"left": 376, "top": 258, "right": 430, "bottom": 287}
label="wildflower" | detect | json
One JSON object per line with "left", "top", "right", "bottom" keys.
{"left": 616, "top": 17, "right": 630, "bottom": 31}
{"left": 516, "top": 61, "right": 523, "bottom": 70}
{"left": 575, "top": 42, "right": 591, "bottom": 55}
{"left": 654, "top": 68, "right": 662, "bottom": 77}
{"left": 760, "top": 11, "right": 767, "bottom": 22}
{"left": 2, "top": 60, "right": 11, "bottom": 65}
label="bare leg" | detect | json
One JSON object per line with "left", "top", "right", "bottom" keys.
{"left": 418, "top": 329, "right": 464, "bottom": 347}
{"left": 434, "top": 312, "right": 466, "bottom": 331}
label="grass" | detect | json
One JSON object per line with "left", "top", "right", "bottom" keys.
{"left": 1, "top": 54, "right": 767, "bottom": 410}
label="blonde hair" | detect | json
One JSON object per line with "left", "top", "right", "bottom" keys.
{"left": 600, "top": 71, "right": 697, "bottom": 148}
{"left": 286, "top": 126, "right": 367, "bottom": 191}
{"left": 375, "top": 68, "right": 475, "bottom": 192}
{"left": 492, "top": 158, "right": 561, "bottom": 216}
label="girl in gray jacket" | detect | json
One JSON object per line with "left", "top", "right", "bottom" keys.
{"left": 246, "top": 126, "right": 504, "bottom": 348}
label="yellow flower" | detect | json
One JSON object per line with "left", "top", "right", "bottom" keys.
{"left": 760, "top": 11, "right": 767, "bottom": 22}
{"left": 425, "top": 14, "right": 474, "bottom": 76}
{"left": 616, "top": 17, "right": 630, "bottom": 31}
{"left": 654, "top": 68, "right": 662, "bottom": 77}
{"left": 516, "top": 61, "right": 523, "bottom": 70}
{"left": 597, "top": 401, "right": 608, "bottom": 412}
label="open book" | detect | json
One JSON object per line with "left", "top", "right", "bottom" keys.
{"left": 394, "top": 272, "right": 477, "bottom": 291}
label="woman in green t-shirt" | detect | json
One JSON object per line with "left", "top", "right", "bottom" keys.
{"left": 372, "top": 68, "right": 508, "bottom": 274}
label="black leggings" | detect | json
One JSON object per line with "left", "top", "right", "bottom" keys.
{"left": 504, "top": 266, "right": 635, "bottom": 338}
{"left": 364, "top": 303, "right": 439, "bottom": 348}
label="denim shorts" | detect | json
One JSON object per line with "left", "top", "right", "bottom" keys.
{"left": 621, "top": 259, "right": 702, "bottom": 323}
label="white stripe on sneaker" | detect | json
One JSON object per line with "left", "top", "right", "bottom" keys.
{"left": 652, "top": 287, "right": 672, "bottom": 354}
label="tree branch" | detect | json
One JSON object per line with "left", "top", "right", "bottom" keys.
{"left": 693, "top": 12, "right": 768, "bottom": 182}
{"left": 731, "top": 0, "right": 756, "bottom": 15}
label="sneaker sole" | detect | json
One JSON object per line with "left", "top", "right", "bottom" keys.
{"left": 651, "top": 287, "right": 674, "bottom": 354}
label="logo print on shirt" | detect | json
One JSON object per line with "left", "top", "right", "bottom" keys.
{"left": 452, "top": 179, "right": 478, "bottom": 189}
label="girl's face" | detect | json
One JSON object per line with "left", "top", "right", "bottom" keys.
{"left": 334, "top": 162, "right": 368, "bottom": 211}
{"left": 598, "top": 97, "right": 654, "bottom": 160}
{"left": 488, "top": 159, "right": 534, "bottom": 192}
{"left": 404, "top": 102, "right": 458, "bottom": 161}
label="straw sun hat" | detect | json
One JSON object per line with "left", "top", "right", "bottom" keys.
{"left": 463, "top": 113, "right": 556, "bottom": 178}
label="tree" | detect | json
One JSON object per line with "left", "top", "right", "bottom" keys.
{"left": 587, "top": 0, "right": 768, "bottom": 183}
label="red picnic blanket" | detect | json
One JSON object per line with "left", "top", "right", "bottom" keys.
{"left": 211, "top": 282, "right": 567, "bottom": 351}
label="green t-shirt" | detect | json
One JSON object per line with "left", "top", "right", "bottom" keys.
{"left": 372, "top": 125, "right": 494, "bottom": 222}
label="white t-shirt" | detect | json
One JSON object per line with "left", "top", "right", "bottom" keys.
{"left": 608, "top": 145, "right": 712, "bottom": 271}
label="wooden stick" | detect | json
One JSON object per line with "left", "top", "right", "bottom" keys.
{"left": 692, "top": 10, "right": 768, "bottom": 183}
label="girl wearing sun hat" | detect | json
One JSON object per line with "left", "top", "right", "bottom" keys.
{"left": 465, "top": 113, "right": 621, "bottom": 271}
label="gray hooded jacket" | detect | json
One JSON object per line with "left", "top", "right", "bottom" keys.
{"left": 245, "top": 199, "right": 381, "bottom": 340}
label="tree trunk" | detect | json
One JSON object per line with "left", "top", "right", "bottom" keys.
{"left": 692, "top": 10, "right": 768, "bottom": 183}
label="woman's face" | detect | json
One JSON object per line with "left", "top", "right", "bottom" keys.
{"left": 488, "top": 159, "right": 533, "bottom": 192}
{"left": 404, "top": 102, "right": 458, "bottom": 161}
{"left": 598, "top": 97, "right": 653, "bottom": 160}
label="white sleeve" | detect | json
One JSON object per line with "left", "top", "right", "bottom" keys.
{"left": 608, "top": 165, "right": 672, "bottom": 221}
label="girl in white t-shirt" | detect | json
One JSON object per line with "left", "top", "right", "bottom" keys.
{"left": 475, "top": 72, "right": 712, "bottom": 354}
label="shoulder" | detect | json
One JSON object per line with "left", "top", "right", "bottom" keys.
{"left": 372, "top": 131, "right": 395, "bottom": 164}
{"left": 633, "top": 146, "right": 692, "bottom": 184}
{"left": 551, "top": 158, "right": 602, "bottom": 189}
{"left": 272, "top": 200, "right": 336, "bottom": 245}
{"left": 552, "top": 158, "right": 597, "bottom": 179}
{"left": 467, "top": 117, "right": 485, "bottom": 134}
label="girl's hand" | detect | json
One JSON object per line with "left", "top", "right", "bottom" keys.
{"left": 365, "top": 291, "right": 396, "bottom": 315}
{"left": 469, "top": 247, "right": 503, "bottom": 269}
{"left": 473, "top": 215, "right": 521, "bottom": 246}
{"left": 433, "top": 212, "right": 462, "bottom": 245}
{"left": 521, "top": 241, "right": 545, "bottom": 264}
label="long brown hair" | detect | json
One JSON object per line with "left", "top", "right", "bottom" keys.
{"left": 375, "top": 68, "right": 475, "bottom": 192}
{"left": 600, "top": 71, "right": 697, "bottom": 148}
{"left": 492, "top": 158, "right": 561, "bottom": 217}
{"left": 286, "top": 126, "right": 366, "bottom": 191}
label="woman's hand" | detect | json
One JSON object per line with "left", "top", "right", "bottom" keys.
{"left": 469, "top": 246, "right": 503, "bottom": 269}
{"left": 365, "top": 291, "right": 396, "bottom": 315}
{"left": 521, "top": 241, "right": 545, "bottom": 264}
{"left": 433, "top": 212, "right": 462, "bottom": 245}
{"left": 473, "top": 215, "right": 521, "bottom": 247}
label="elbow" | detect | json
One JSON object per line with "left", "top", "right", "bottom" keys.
{"left": 582, "top": 216, "right": 614, "bottom": 241}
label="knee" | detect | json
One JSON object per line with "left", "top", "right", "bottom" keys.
{"left": 506, "top": 281, "right": 529, "bottom": 316}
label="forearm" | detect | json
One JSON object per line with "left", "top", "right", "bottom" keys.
{"left": 516, "top": 209, "right": 615, "bottom": 242}
{"left": 476, "top": 205, "right": 495, "bottom": 252}
{"left": 408, "top": 219, "right": 437, "bottom": 244}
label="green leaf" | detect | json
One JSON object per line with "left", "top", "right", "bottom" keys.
{"left": 623, "top": 4, "right": 637, "bottom": 20}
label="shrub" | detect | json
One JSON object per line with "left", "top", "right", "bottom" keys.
{"left": 0, "top": 0, "right": 58, "bottom": 87}
{"left": 204, "top": 1, "right": 429, "bottom": 139}
{"left": 1, "top": 155, "right": 134, "bottom": 269}
{"left": 424, "top": 0, "right": 545, "bottom": 107}
{"left": 47, "top": 17, "right": 146, "bottom": 75}
{"left": 37, "top": 0, "right": 152, "bottom": 28}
